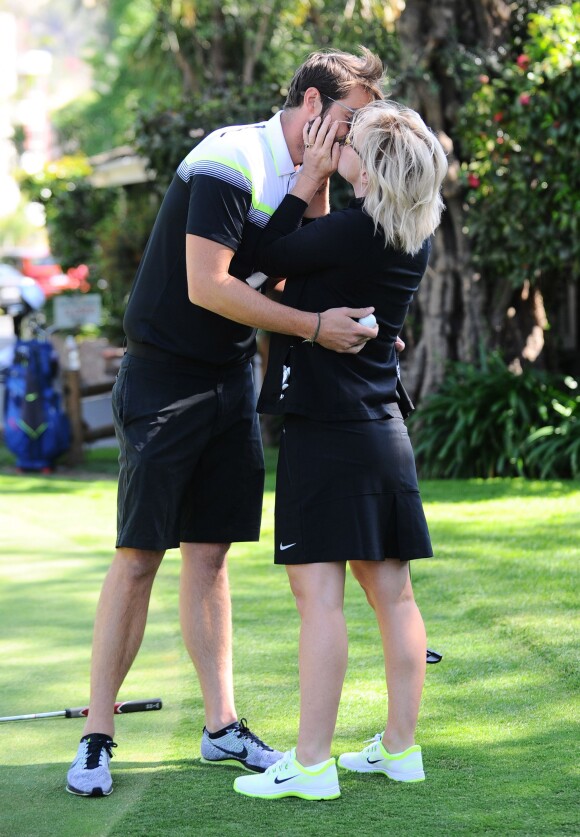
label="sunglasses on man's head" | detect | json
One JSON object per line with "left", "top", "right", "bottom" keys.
{"left": 303, "top": 91, "right": 360, "bottom": 146}
{"left": 321, "top": 95, "right": 364, "bottom": 148}
{"left": 321, "top": 93, "right": 358, "bottom": 117}
{"left": 302, "top": 90, "right": 356, "bottom": 111}
{"left": 305, "top": 118, "right": 352, "bottom": 144}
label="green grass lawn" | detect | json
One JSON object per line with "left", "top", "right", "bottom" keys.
{"left": 0, "top": 447, "right": 578, "bottom": 836}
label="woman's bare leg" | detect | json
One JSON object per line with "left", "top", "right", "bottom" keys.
{"left": 286, "top": 562, "right": 347, "bottom": 766}
{"left": 349, "top": 559, "right": 426, "bottom": 753}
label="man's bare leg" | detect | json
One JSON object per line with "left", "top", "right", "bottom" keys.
{"left": 179, "top": 542, "right": 237, "bottom": 731}
{"left": 82, "top": 548, "right": 164, "bottom": 738}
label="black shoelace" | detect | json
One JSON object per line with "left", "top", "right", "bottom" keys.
{"left": 84, "top": 737, "right": 118, "bottom": 769}
{"left": 235, "top": 718, "right": 274, "bottom": 752}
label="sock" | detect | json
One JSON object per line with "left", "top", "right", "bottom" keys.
{"left": 81, "top": 733, "right": 113, "bottom": 743}
{"left": 206, "top": 721, "right": 239, "bottom": 739}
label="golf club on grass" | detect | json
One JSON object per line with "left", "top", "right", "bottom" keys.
{"left": 426, "top": 649, "right": 442, "bottom": 664}
{"left": 0, "top": 698, "right": 162, "bottom": 723}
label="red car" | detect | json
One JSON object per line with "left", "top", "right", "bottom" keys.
{"left": 1, "top": 251, "right": 90, "bottom": 297}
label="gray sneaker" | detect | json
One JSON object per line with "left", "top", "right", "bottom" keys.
{"left": 66, "top": 734, "right": 117, "bottom": 796}
{"left": 200, "top": 718, "right": 282, "bottom": 773}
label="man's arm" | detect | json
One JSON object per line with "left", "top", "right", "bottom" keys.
{"left": 186, "top": 235, "right": 377, "bottom": 353}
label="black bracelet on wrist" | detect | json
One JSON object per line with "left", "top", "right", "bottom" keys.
{"left": 303, "top": 312, "right": 321, "bottom": 345}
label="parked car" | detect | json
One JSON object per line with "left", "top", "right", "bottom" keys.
{"left": 0, "top": 250, "right": 90, "bottom": 297}
{"left": 0, "top": 264, "right": 45, "bottom": 337}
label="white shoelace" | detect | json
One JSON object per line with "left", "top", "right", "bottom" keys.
{"left": 265, "top": 750, "right": 294, "bottom": 775}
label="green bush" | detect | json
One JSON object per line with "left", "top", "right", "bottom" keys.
{"left": 524, "top": 382, "right": 580, "bottom": 477}
{"left": 457, "top": 3, "right": 580, "bottom": 302}
{"left": 133, "top": 84, "right": 284, "bottom": 196}
{"left": 18, "top": 156, "right": 119, "bottom": 272}
{"left": 409, "top": 354, "right": 574, "bottom": 478}
{"left": 93, "top": 185, "right": 159, "bottom": 341}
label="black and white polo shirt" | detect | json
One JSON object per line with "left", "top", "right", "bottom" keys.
{"left": 124, "top": 111, "right": 296, "bottom": 366}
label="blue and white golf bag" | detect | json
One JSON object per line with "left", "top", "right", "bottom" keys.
{"left": 3, "top": 339, "right": 71, "bottom": 471}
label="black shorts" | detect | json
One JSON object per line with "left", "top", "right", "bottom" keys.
{"left": 274, "top": 411, "right": 433, "bottom": 564}
{"left": 112, "top": 353, "right": 265, "bottom": 550}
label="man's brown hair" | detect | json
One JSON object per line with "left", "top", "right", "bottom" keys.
{"left": 284, "top": 47, "right": 385, "bottom": 109}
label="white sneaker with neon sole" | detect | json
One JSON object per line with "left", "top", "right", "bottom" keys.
{"left": 338, "top": 735, "right": 425, "bottom": 782}
{"left": 233, "top": 748, "right": 341, "bottom": 800}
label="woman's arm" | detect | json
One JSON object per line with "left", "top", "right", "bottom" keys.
{"left": 255, "top": 114, "right": 355, "bottom": 276}
{"left": 303, "top": 178, "right": 330, "bottom": 219}
{"left": 256, "top": 196, "right": 354, "bottom": 277}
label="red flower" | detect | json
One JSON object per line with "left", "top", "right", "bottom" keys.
{"left": 493, "top": 112, "right": 503, "bottom": 122}
{"left": 517, "top": 54, "right": 530, "bottom": 70}
{"left": 468, "top": 173, "right": 481, "bottom": 188}
{"left": 479, "top": 74, "right": 490, "bottom": 84}
{"left": 519, "top": 93, "right": 531, "bottom": 105}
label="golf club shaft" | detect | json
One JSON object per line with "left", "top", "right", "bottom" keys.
{"left": 0, "top": 698, "right": 162, "bottom": 723}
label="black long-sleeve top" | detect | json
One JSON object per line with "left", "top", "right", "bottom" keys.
{"left": 256, "top": 194, "right": 430, "bottom": 421}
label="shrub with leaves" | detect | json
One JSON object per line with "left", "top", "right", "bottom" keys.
{"left": 93, "top": 185, "right": 159, "bottom": 340}
{"left": 524, "top": 379, "right": 580, "bottom": 477}
{"left": 19, "top": 156, "right": 119, "bottom": 273}
{"left": 458, "top": 3, "right": 580, "bottom": 304}
{"left": 19, "top": 157, "right": 151, "bottom": 342}
{"left": 409, "top": 353, "right": 573, "bottom": 478}
{"left": 133, "top": 84, "right": 282, "bottom": 196}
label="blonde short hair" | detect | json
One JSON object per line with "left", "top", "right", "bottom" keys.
{"left": 349, "top": 101, "right": 448, "bottom": 254}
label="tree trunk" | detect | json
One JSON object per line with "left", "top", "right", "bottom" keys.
{"left": 396, "top": 0, "right": 514, "bottom": 401}
{"left": 243, "top": 9, "right": 273, "bottom": 86}
{"left": 159, "top": 10, "right": 199, "bottom": 94}
{"left": 209, "top": 2, "right": 226, "bottom": 85}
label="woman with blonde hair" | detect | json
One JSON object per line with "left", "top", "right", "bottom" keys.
{"left": 234, "top": 100, "right": 448, "bottom": 801}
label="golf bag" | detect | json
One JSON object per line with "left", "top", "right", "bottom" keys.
{"left": 2, "top": 339, "right": 71, "bottom": 471}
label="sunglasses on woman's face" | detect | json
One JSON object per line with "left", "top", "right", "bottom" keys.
{"left": 334, "top": 125, "right": 356, "bottom": 147}
{"left": 343, "top": 134, "right": 361, "bottom": 154}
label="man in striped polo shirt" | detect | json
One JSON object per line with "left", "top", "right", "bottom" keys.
{"left": 66, "top": 48, "right": 384, "bottom": 798}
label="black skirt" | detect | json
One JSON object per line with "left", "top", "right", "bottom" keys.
{"left": 274, "top": 410, "right": 433, "bottom": 565}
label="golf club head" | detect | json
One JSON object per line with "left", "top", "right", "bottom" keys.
{"left": 426, "top": 648, "right": 443, "bottom": 664}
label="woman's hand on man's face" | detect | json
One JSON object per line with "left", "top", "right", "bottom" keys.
{"left": 301, "top": 115, "right": 341, "bottom": 184}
